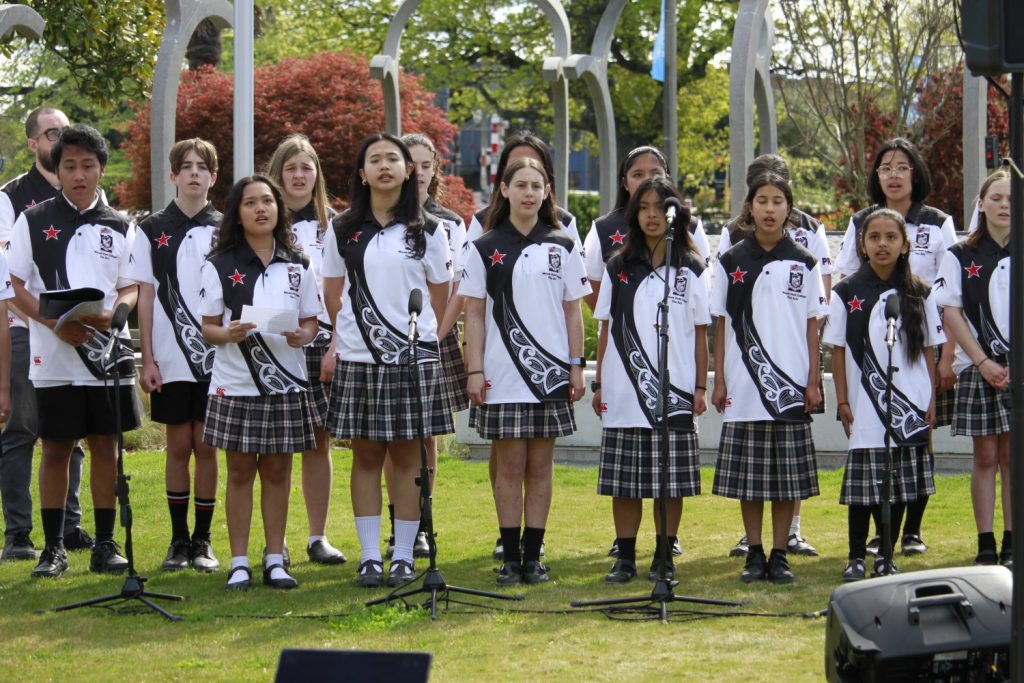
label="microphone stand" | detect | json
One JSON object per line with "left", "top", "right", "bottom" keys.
{"left": 571, "top": 206, "right": 741, "bottom": 622}
{"left": 47, "top": 312, "right": 184, "bottom": 620}
{"left": 876, "top": 312, "right": 900, "bottom": 577}
{"left": 367, "top": 298, "right": 522, "bottom": 619}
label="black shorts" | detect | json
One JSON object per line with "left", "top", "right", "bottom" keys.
{"left": 36, "top": 384, "right": 141, "bottom": 441}
{"left": 150, "top": 381, "right": 210, "bottom": 425}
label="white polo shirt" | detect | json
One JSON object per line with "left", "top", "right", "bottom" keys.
{"left": 199, "top": 240, "right": 321, "bottom": 396}
{"left": 711, "top": 233, "right": 827, "bottom": 422}
{"left": 584, "top": 208, "right": 711, "bottom": 281}
{"left": 7, "top": 193, "right": 136, "bottom": 386}
{"left": 290, "top": 203, "right": 335, "bottom": 348}
{"left": 460, "top": 218, "right": 591, "bottom": 404}
{"left": 461, "top": 204, "right": 580, "bottom": 276}
{"left": 321, "top": 211, "right": 451, "bottom": 365}
{"left": 126, "top": 200, "right": 220, "bottom": 383}
{"left": 835, "top": 203, "right": 956, "bottom": 282}
{"left": 823, "top": 264, "right": 944, "bottom": 449}
{"left": 593, "top": 251, "right": 710, "bottom": 430}
{"left": 933, "top": 233, "right": 1010, "bottom": 374}
{"left": 424, "top": 197, "right": 467, "bottom": 281}
{"left": 0, "top": 250, "right": 15, "bottom": 304}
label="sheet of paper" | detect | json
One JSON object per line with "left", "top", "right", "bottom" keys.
{"left": 240, "top": 305, "right": 299, "bottom": 335}
{"left": 54, "top": 300, "right": 105, "bottom": 333}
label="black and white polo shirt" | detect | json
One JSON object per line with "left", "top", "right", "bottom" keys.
{"left": 127, "top": 200, "right": 221, "bottom": 383}
{"left": 0, "top": 251, "right": 15, "bottom": 307}
{"left": 461, "top": 204, "right": 580, "bottom": 276}
{"left": 593, "top": 251, "right": 710, "bottom": 430}
{"left": 823, "top": 264, "right": 944, "bottom": 449}
{"left": 933, "top": 233, "right": 1010, "bottom": 374}
{"left": 7, "top": 193, "right": 136, "bottom": 386}
{"left": 460, "top": 219, "right": 591, "bottom": 404}
{"left": 424, "top": 197, "right": 467, "bottom": 281}
{"left": 583, "top": 208, "right": 711, "bottom": 281}
{"left": 835, "top": 203, "right": 956, "bottom": 282}
{"left": 321, "top": 211, "right": 451, "bottom": 365}
{"left": 198, "top": 241, "right": 321, "bottom": 396}
{"left": 290, "top": 202, "right": 335, "bottom": 348}
{"left": 711, "top": 233, "right": 827, "bottom": 422}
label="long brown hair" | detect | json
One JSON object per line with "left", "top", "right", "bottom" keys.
{"left": 266, "top": 134, "right": 330, "bottom": 231}
{"left": 965, "top": 167, "right": 1011, "bottom": 250}
{"left": 484, "top": 157, "right": 558, "bottom": 231}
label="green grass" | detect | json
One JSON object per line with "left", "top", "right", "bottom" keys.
{"left": 0, "top": 449, "right": 989, "bottom": 682}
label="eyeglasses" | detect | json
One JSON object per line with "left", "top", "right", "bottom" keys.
{"left": 36, "top": 127, "right": 67, "bottom": 143}
{"left": 877, "top": 164, "right": 912, "bottom": 178}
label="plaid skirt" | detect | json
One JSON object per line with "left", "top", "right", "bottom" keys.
{"left": 712, "top": 421, "right": 819, "bottom": 501}
{"left": 934, "top": 348, "right": 955, "bottom": 428}
{"left": 305, "top": 346, "right": 331, "bottom": 428}
{"left": 839, "top": 446, "right": 935, "bottom": 506}
{"left": 597, "top": 427, "right": 700, "bottom": 499}
{"left": 203, "top": 392, "right": 317, "bottom": 454}
{"left": 952, "top": 365, "right": 1011, "bottom": 436}
{"left": 328, "top": 360, "right": 454, "bottom": 441}
{"left": 438, "top": 328, "right": 469, "bottom": 413}
{"left": 473, "top": 401, "right": 576, "bottom": 440}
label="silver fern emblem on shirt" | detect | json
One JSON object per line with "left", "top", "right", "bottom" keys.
{"left": 621, "top": 322, "right": 690, "bottom": 417}
{"left": 242, "top": 335, "right": 305, "bottom": 393}
{"left": 354, "top": 272, "right": 438, "bottom": 364}
{"left": 862, "top": 351, "right": 929, "bottom": 442}
{"left": 167, "top": 278, "right": 214, "bottom": 374}
{"left": 501, "top": 299, "right": 568, "bottom": 395}
{"left": 741, "top": 313, "right": 804, "bottom": 414}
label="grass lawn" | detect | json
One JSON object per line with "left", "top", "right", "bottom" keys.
{"left": 0, "top": 445, "right": 989, "bottom": 682}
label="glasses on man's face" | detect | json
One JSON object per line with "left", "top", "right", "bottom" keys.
{"left": 877, "top": 164, "right": 912, "bottom": 178}
{"left": 37, "top": 127, "right": 66, "bottom": 143}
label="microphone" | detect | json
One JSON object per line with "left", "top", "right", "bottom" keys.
{"left": 102, "top": 302, "right": 132, "bottom": 368}
{"left": 884, "top": 294, "right": 900, "bottom": 348}
{"left": 663, "top": 197, "right": 681, "bottom": 234}
{"left": 408, "top": 288, "right": 423, "bottom": 342}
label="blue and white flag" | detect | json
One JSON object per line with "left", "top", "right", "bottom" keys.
{"left": 650, "top": 0, "right": 666, "bottom": 82}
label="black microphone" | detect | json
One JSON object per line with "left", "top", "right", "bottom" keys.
{"left": 102, "top": 302, "right": 132, "bottom": 367}
{"left": 663, "top": 197, "right": 681, "bottom": 234}
{"left": 884, "top": 294, "right": 900, "bottom": 348}
{"left": 408, "top": 288, "right": 423, "bottom": 342}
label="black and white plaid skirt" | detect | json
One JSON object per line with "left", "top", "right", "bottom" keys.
{"left": 328, "top": 360, "right": 454, "bottom": 441}
{"left": 473, "top": 401, "right": 576, "bottom": 440}
{"left": 597, "top": 427, "right": 700, "bottom": 499}
{"left": 934, "top": 348, "right": 955, "bottom": 428}
{"left": 305, "top": 346, "right": 331, "bottom": 428}
{"left": 952, "top": 365, "right": 1011, "bottom": 436}
{"left": 438, "top": 328, "right": 469, "bottom": 413}
{"left": 203, "top": 391, "right": 317, "bottom": 454}
{"left": 712, "top": 421, "right": 819, "bottom": 501}
{"left": 839, "top": 446, "right": 935, "bottom": 506}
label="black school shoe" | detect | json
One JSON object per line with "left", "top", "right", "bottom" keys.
{"left": 842, "top": 558, "right": 866, "bottom": 582}
{"left": 2, "top": 531, "right": 40, "bottom": 561}
{"left": 263, "top": 563, "right": 298, "bottom": 589}
{"left": 740, "top": 549, "right": 767, "bottom": 583}
{"left": 975, "top": 548, "right": 999, "bottom": 566}
{"left": 356, "top": 560, "right": 385, "bottom": 588}
{"left": 225, "top": 565, "right": 252, "bottom": 591}
{"left": 521, "top": 560, "right": 549, "bottom": 585}
{"left": 872, "top": 557, "right": 900, "bottom": 577}
{"left": 767, "top": 550, "right": 794, "bottom": 584}
{"left": 496, "top": 561, "right": 523, "bottom": 586}
{"left": 307, "top": 539, "right": 347, "bottom": 565}
{"left": 190, "top": 538, "right": 220, "bottom": 572}
{"left": 648, "top": 557, "right": 676, "bottom": 582}
{"left": 90, "top": 540, "right": 128, "bottom": 574}
{"left": 387, "top": 559, "right": 416, "bottom": 587}
{"left": 31, "top": 545, "right": 68, "bottom": 578}
{"left": 999, "top": 546, "right": 1012, "bottom": 567}
{"left": 604, "top": 559, "right": 637, "bottom": 584}
{"left": 63, "top": 527, "right": 94, "bottom": 551}
{"left": 162, "top": 539, "right": 191, "bottom": 570}
{"left": 413, "top": 531, "right": 431, "bottom": 558}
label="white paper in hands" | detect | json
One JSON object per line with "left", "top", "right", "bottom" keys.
{"left": 240, "top": 305, "right": 299, "bottom": 335}
{"left": 55, "top": 300, "right": 105, "bottom": 333}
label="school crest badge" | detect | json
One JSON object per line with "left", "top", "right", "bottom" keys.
{"left": 787, "top": 264, "right": 804, "bottom": 293}
{"left": 99, "top": 229, "right": 113, "bottom": 253}
{"left": 547, "top": 246, "right": 561, "bottom": 274}
{"left": 673, "top": 270, "right": 687, "bottom": 296}
{"left": 915, "top": 227, "right": 930, "bottom": 248}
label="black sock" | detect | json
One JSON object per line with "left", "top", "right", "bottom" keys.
{"left": 769, "top": 547, "right": 787, "bottom": 558}
{"left": 1002, "top": 531, "right": 1012, "bottom": 552}
{"left": 192, "top": 497, "right": 215, "bottom": 541}
{"left": 747, "top": 543, "right": 765, "bottom": 558}
{"left": 167, "top": 490, "right": 190, "bottom": 542}
{"left": 978, "top": 531, "right": 997, "bottom": 553}
{"left": 616, "top": 537, "right": 637, "bottom": 562}
{"left": 521, "top": 527, "right": 545, "bottom": 563}
{"left": 499, "top": 526, "right": 521, "bottom": 564}
{"left": 903, "top": 496, "right": 928, "bottom": 537}
{"left": 388, "top": 503, "right": 396, "bottom": 538}
{"left": 848, "top": 505, "right": 871, "bottom": 560}
{"left": 94, "top": 508, "right": 117, "bottom": 544}
{"left": 41, "top": 508, "right": 65, "bottom": 548}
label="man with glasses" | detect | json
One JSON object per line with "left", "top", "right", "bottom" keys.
{"left": 0, "top": 106, "right": 92, "bottom": 561}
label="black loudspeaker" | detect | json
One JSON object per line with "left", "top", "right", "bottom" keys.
{"left": 962, "top": 0, "right": 1024, "bottom": 76}
{"left": 825, "top": 566, "right": 1012, "bottom": 682}
{"left": 273, "top": 649, "right": 431, "bottom": 683}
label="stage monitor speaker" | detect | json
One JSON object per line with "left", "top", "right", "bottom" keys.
{"left": 825, "top": 566, "right": 1011, "bottom": 682}
{"left": 274, "top": 649, "right": 431, "bottom": 683}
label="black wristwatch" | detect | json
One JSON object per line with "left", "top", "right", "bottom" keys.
{"left": 591, "top": 381, "right": 602, "bottom": 392}
{"left": 568, "top": 357, "right": 587, "bottom": 368}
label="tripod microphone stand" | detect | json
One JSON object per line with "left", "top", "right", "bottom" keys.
{"left": 48, "top": 304, "right": 184, "bottom": 621}
{"left": 875, "top": 294, "right": 901, "bottom": 577}
{"left": 571, "top": 198, "right": 741, "bottom": 622}
{"left": 367, "top": 289, "right": 522, "bottom": 619}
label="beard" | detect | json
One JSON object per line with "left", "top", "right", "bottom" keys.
{"left": 38, "top": 148, "right": 55, "bottom": 173}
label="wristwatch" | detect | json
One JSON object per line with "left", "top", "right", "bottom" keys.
{"left": 568, "top": 357, "right": 587, "bottom": 368}
{"left": 590, "top": 381, "right": 601, "bottom": 392}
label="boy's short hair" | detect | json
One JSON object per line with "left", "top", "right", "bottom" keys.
{"left": 169, "top": 138, "right": 219, "bottom": 175}
{"left": 51, "top": 124, "right": 108, "bottom": 168}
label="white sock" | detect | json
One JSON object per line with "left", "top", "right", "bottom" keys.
{"left": 308, "top": 535, "right": 325, "bottom": 548}
{"left": 264, "top": 553, "right": 289, "bottom": 580}
{"left": 228, "top": 556, "right": 250, "bottom": 585}
{"left": 789, "top": 516, "right": 801, "bottom": 537}
{"left": 355, "top": 515, "right": 382, "bottom": 563}
{"left": 393, "top": 519, "right": 420, "bottom": 563}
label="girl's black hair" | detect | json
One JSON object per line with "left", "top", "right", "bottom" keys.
{"left": 334, "top": 133, "right": 425, "bottom": 258}
{"left": 619, "top": 176, "right": 694, "bottom": 268}
{"left": 490, "top": 131, "right": 558, "bottom": 205}
{"left": 210, "top": 175, "right": 297, "bottom": 258}
{"left": 866, "top": 138, "right": 931, "bottom": 207}
{"left": 729, "top": 172, "right": 795, "bottom": 246}
{"left": 965, "top": 167, "right": 1011, "bottom": 250}
{"left": 857, "top": 208, "right": 929, "bottom": 362}
{"left": 613, "top": 146, "right": 670, "bottom": 211}
{"left": 484, "top": 157, "right": 559, "bottom": 232}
